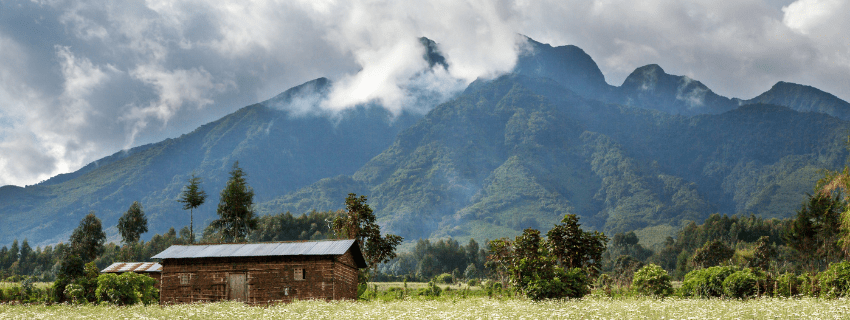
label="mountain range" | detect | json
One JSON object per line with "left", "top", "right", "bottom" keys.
{"left": 2, "top": 36, "right": 850, "bottom": 248}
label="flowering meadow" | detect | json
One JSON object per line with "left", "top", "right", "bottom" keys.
{"left": 1, "top": 297, "right": 850, "bottom": 320}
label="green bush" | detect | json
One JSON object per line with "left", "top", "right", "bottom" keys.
{"left": 64, "top": 283, "right": 86, "bottom": 304}
{"left": 818, "top": 261, "right": 850, "bottom": 298}
{"left": 417, "top": 280, "right": 442, "bottom": 297}
{"left": 467, "top": 279, "right": 480, "bottom": 287}
{"left": 722, "top": 270, "right": 758, "bottom": 299}
{"left": 798, "top": 272, "right": 819, "bottom": 297}
{"left": 95, "top": 272, "right": 159, "bottom": 305}
{"left": 523, "top": 267, "right": 589, "bottom": 301}
{"left": 680, "top": 266, "right": 737, "bottom": 298}
{"left": 435, "top": 273, "right": 453, "bottom": 284}
{"left": 632, "top": 264, "right": 673, "bottom": 298}
{"left": 774, "top": 272, "right": 800, "bottom": 297}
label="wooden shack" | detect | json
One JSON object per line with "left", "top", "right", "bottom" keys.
{"left": 100, "top": 262, "right": 162, "bottom": 289}
{"left": 152, "top": 239, "right": 366, "bottom": 305}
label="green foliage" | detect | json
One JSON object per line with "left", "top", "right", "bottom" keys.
{"left": 651, "top": 214, "right": 788, "bottom": 279}
{"left": 95, "top": 272, "right": 159, "bottom": 305}
{"left": 117, "top": 201, "right": 148, "bottom": 245}
{"left": 785, "top": 193, "right": 843, "bottom": 272}
{"left": 464, "top": 263, "right": 479, "bottom": 279}
{"left": 691, "top": 240, "right": 734, "bottom": 269}
{"left": 70, "top": 212, "right": 106, "bottom": 262}
{"left": 749, "top": 236, "right": 775, "bottom": 271}
{"left": 610, "top": 255, "right": 644, "bottom": 286}
{"left": 680, "top": 266, "right": 737, "bottom": 298}
{"left": 378, "top": 238, "right": 485, "bottom": 282}
{"left": 487, "top": 217, "right": 600, "bottom": 301}
{"left": 64, "top": 283, "right": 86, "bottom": 304}
{"left": 722, "top": 270, "right": 758, "bottom": 299}
{"left": 774, "top": 272, "right": 801, "bottom": 297}
{"left": 177, "top": 173, "right": 207, "bottom": 244}
{"left": 547, "top": 214, "right": 608, "bottom": 277}
{"left": 211, "top": 161, "right": 258, "bottom": 243}
{"left": 632, "top": 264, "right": 673, "bottom": 298}
{"left": 333, "top": 193, "right": 403, "bottom": 281}
{"left": 524, "top": 267, "right": 590, "bottom": 301}
{"left": 817, "top": 261, "right": 850, "bottom": 298}
{"left": 417, "top": 280, "right": 442, "bottom": 297}
{"left": 249, "top": 210, "right": 339, "bottom": 242}
{"left": 434, "top": 273, "right": 453, "bottom": 284}
{"left": 609, "top": 231, "right": 653, "bottom": 262}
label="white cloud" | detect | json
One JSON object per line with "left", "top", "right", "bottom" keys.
{"left": 1, "top": 0, "right": 850, "bottom": 187}
{"left": 125, "top": 65, "right": 231, "bottom": 147}
{"left": 782, "top": 0, "right": 845, "bottom": 35}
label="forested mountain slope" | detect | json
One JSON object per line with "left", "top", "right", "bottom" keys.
{"left": 3, "top": 37, "right": 849, "bottom": 247}
{"left": 261, "top": 75, "right": 850, "bottom": 245}
{"left": 0, "top": 78, "right": 421, "bottom": 246}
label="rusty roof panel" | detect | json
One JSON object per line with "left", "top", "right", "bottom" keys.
{"left": 151, "top": 239, "right": 357, "bottom": 259}
{"left": 101, "top": 262, "right": 162, "bottom": 273}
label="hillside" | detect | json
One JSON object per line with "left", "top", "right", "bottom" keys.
{"left": 2, "top": 37, "right": 850, "bottom": 247}
{"left": 0, "top": 78, "right": 422, "bottom": 246}
{"left": 261, "top": 75, "right": 849, "bottom": 246}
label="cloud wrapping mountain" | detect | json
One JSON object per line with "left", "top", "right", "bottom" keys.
{"left": 1, "top": 0, "right": 850, "bottom": 188}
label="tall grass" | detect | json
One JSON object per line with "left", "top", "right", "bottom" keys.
{"left": 1, "top": 297, "right": 849, "bottom": 319}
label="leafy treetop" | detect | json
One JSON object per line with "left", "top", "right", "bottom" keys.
{"left": 117, "top": 201, "right": 148, "bottom": 245}
{"left": 332, "top": 193, "right": 403, "bottom": 280}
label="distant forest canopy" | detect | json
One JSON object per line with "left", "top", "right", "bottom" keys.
{"left": 0, "top": 187, "right": 845, "bottom": 284}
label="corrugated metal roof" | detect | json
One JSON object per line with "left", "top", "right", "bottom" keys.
{"left": 100, "top": 262, "right": 162, "bottom": 273}
{"left": 152, "top": 239, "right": 356, "bottom": 259}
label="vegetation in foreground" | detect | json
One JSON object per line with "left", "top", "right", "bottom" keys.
{"left": 2, "top": 297, "right": 850, "bottom": 320}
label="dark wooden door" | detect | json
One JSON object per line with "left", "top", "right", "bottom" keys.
{"left": 228, "top": 273, "right": 247, "bottom": 302}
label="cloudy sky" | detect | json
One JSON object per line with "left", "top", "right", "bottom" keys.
{"left": 1, "top": 0, "right": 848, "bottom": 187}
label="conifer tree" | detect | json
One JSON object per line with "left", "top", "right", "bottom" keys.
{"left": 210, "top": 161, "right": 257, "bottom": 242}
{"left": 178, "top": 173, "right": 206, "bottom": 243}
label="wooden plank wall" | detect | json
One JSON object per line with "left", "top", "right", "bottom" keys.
{"left": 160, "top": 253, "right": 360, "bottom": 305}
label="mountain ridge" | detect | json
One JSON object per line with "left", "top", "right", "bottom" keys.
{"left": 3, "top": 37, "right": 850, "bottom": 248}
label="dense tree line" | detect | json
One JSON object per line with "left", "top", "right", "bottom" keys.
{"left": 376, "top": 237, "right": 487, "bottom": 281}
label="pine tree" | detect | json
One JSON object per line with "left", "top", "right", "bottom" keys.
{"left": 178, "top": 173, "right": 206, "bottom": 243}
{"left": 210, "top": 161, "right": 257, "bottom": 242}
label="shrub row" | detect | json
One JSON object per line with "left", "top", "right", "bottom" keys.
{"left": 678, "top": 261, "right": 850, "bottom": 299}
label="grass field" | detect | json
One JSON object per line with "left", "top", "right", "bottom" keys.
{"left": 1, "top": 297, "right": 849, "bottom": 319}
{"left": 0, "top": 282, "right": 51, "bottom": 290}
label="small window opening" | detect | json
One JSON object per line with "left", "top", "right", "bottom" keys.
{"left": 179, "top": 273, "right": 192, "bottom": 285}
{"left": 294, "top": 267, "right": 304, "bottom": 281}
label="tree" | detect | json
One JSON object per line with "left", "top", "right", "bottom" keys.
{"left": 117, "top": 201, "right": 148, "bottom": 245}
{"left": 19, "top": 239, "right": 32, "bottom": 275}
{"left": 69, "top": 212, "right": 106, "bottom": 262}
{"left": 690, "top": 239, "right": 734, "bottom": 269}
{"left": 818, "top": 136, "right": 850, "bottom": 257}
{"left": 785, "top": 192, "right": 843, "bottom": 271}
{"left": 546, "top": 214, "right": 608, "bottom": 277}
{"left": 749, "top": 236, "right": 775, "bottom": 271}
{"left": 177, "top": 173, "right": 206, "bottom": 243}
{"left": 332, "top": 193, "right": 403, "bottom": 281}
{"left": 210, "top": 161, "right": 257, "bottom": 242}
{"left": 486, "top": 228, "right": 591, "bottom": 300}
